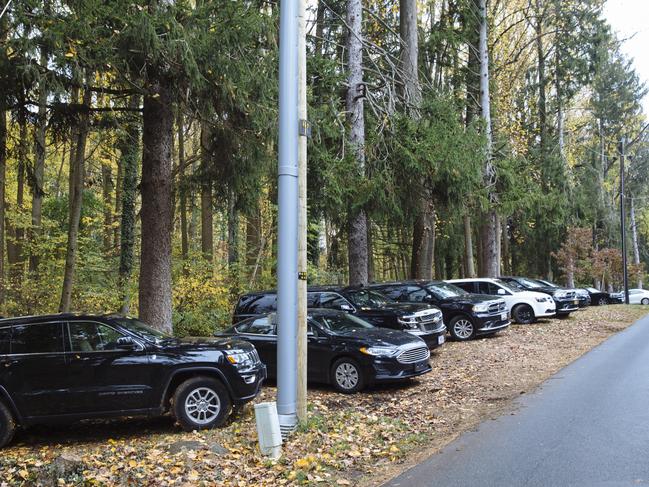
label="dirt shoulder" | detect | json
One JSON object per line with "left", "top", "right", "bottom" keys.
{"left": 1, "top": 305, "right": 646, "bottom": 486}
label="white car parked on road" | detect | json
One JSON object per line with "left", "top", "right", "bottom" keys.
{"left": 448, "top": 278, "right": 556, "bottom": 324}
{"left": 614, "top": 288, "right": 649, "bottom": 305}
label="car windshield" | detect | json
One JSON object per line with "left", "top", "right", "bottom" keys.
{"left": 515, "top": 277, "right": 544, "bottom": 289}
{"left": 586, "top": 287, "right": 600, "bottom": 293}
{"left": 427, "top": 282, "right": 467, "bottom": 298}
{"left": 536, "top": 279, "right": 557, "bottom": 287}
{"left": 346, "top": 290, "right": 390, "bottom": 307}
{"left": 312, "top": 313, "right": 374, "bottom": 333}
{"left": 113, "top": 317, "right": 172, "bottom": 343}
{"left": 493, "top": 279, "right": 519, "bottom": 292}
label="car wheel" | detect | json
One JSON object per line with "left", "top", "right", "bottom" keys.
{"left": 512, "top": 304, "right": 535, "bottom": 324}
{"left": 642, "top": 298, "right": 649, "bottom": 305}
{"left": 598, "top": 297, "right": 608, "bottom": 306}
{"left": 0, "top": 401, "right": 16, "bottom": 449}
{"left": 449, "top": 316, "right": 476, "bottom": 341}
{"left": 173, "top": 377, "right": 231, "bottom": 431}
{"left": 331, "top": 358, "right": 365, "bottom": 394}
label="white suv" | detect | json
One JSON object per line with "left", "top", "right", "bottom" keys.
{"left": 447, "top": 278, "right": 556, "bottom": 324}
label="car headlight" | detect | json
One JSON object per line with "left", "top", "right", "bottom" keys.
{"left": 360, "top": 346, "right": 399, "bottom": 357}
{"left": 397, "top": 316, "right": 420, "bottom": 329}
{"left": 225, "top": 350, "right": 257, "bottom": 368}
{"left": 472, "top": 303, "right": 490, "bottom": 313}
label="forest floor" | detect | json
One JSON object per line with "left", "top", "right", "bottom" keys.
{"left": 1, "top": 305, "right": 647, "bottom": 487}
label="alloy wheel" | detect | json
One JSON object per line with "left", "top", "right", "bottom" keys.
{"left": 184, "top": 387, "right": 221, "bottom": 425}
{"left": 335, "top": 362, "right": 359, "bottom": 390}
{"left": 642, "top": 298, "right": 649, "bottom": 305}
{"left": 453, "top": 319, "right": 474, "bottom": 339}
{"left": 598, "top": 298, "right": 607, "bottom": 305}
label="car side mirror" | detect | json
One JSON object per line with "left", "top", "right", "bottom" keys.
{"left": 116, "top": 336, "right": 138, "bottom": 350}
{"left": 497, "top": 289, "right": 506, "bottom": 295}
{"left": 340, "top": 304, "right": 354, "bottom": 312}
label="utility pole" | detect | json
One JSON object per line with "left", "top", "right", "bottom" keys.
{"left": 619, "top": 138, "right": 629, "bottom": 305}
{"left": 276, "top": 0, "right": 299, "bottom": 435}
{"left": 296, "top": 0, "right": 308, "bottom": 424}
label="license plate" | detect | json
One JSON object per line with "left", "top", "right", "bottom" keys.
{"left": 414, "top": 362, "right": 427, "bottom": 372}
{"left": 437, "top": 335, "right": 445, "bottom": 345}
{"left": 501, "top": 312, "right": 507, "bottom": 321}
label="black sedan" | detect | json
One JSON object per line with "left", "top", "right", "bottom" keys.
{"left": 585, "top": 287, "right": 612, "bottom": 305}
{"left": 216, "top": 309, "right": 432, "bottom": 393}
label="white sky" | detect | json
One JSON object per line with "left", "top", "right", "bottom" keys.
{"left": 604, "top": 0, "right": 649, "bottom": 114}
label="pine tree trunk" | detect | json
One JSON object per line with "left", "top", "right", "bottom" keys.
{"left": 630, "top": 197, "right": 642, "bottom": 288}
{"left": 464, "top": 214, "right": 476, "bottom": 277}
{"left": 101, "top": 162, "right": 113, "bottom": 254}
{"left": 228, "top": 192, "right": 239, "bottom": 267}
{"left": 30, "top": 42, "right": 48, "bottom": 274}
{"left": 346, "top": 0, "right": 368, "bottom": 286}
{"left": 114, "top": 152, "right": 123, "bottom": 250}
{"left": 118, "top": 96, "right": 140, "bottom": 314}
{"left": 246, "top": 206, "right": 262, "bottom": 270}
{"left": 0, "top": 101, "right": 5, "bottom": 305}
{"left": 478, "top": 0, "right": 498, "bottom": 277}
{"left": 501, "top": 217, "right": 510, "bottom": 275}
{"left": 177, "top": 111, "right": 188, "bottom": 261}
{"left": 200, "top": 122, "right": 213, "bottom": 262}
{"left": 59, "top": 87, "right": 91, "bottom": 313}
{"left": 138, "top": 77, "right": 173, "bottom": 333}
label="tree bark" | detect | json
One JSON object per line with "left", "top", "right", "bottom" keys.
{"left": 200, "top": 121, "right": 213, "bottom": 262}
{"left": 30, "top": 40, "right": 48, "bottom": 274}
{"left": 118, "top": 96, "right": 140, "bottom": 314}
{"left": 59, "top": 87, "right": 91, "bottom": 313}
{"left": 0, "top": 99, "right": 5, "bottom": 305}
{"left": 101, "top": 161, "right": 113, "bottom": 254}
{"left": 478, "top": 0, "right": 499, "bottom": 277}
{"left": 228, "top": 192, "right": 239, "bottom": 267}
{"left": 463, "top": 214, "right": 476, "bottom": 277}
{"left": 138, "top": 77, "right": 174, "bottom": 333}
{"left": 346, "top": 0, "right": 368, "bottom": 286}
{"left": 177, "top": 111, "right": 188, "bottom": 261}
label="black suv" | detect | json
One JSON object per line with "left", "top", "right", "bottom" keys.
{"left": 498, "top": 277, "right": 579, "bottom": 317}
{"left": 369, "top": 281, "right": 510, "bottom": 341}
{"left": 233, "top": 286, "right": 446, "bottom": 349}
{"left": 0, "top": 314, "right": 266, "bottom": 448}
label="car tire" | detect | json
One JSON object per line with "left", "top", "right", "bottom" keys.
{"left": 512, "top": 304, "right": 535, "bottom": 324}
{"left": 331, "top": 358, "right": 365, "bottom": 394}
{"left": 172, "top": 377, "right": 231, "bottom": 432}
{"left": 642, "top": 298, "right": 649, "bottom": 305}
{"left": 0, "top": 401, "right": 16, "bottom": 449}
{"left": 449, "top": 315, "right": 476, "bottom": 341}
{"left": 598, "top": 297, "right": 608, "bottom": 306}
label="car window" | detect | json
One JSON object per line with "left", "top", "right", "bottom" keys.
{"left": 426, "top": 282, "right": 468, "bottom": 298}
{"left": 374, "top": 286, "right": 405, "bottom": 301}
{"left": 405, "top": 286, "right": 428, "bottom": 302}
{"left": 454, "top": 282, "right": 476, "bottom": 293}
{"left": 306, "top": 293, "right": 319, "bottom": 307}
{"left": 69, "top": 322, "right": 126, "bottom": 352}
{"left": 346, "top": 290, "right": 389, "bottom": 307}
{"left": 11, "top": 323, "right": 65, "bottom": 354}
{"left": 478, "top": 282, "right": 501, "bottom": 295}
{"left": 0, "top": 326, "right": 10, "bottom": 354}
{"left": 237, "top": 294, "right": 277, "bottom": 314}
{"left": 235, "top": 316, "right": 276, "bottom": 335}
{"left": 318, "top": 292, "right": 351, "bottom": 309}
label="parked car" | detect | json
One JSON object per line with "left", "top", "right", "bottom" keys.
{"left": 584, "top": 287, "right": 611, "bottom": 306}
{"left": 233, "top": 286, "right": 446, "bottom": 349}
{"left": 217, "top": 309, "right": 431, "bottom": 393}
{"left": 368, "top": 281, "right": 509, "bottom": 341}
{"left": 0, "top": 314, "right": 266, "bottom": 448}
{"left": 448, "top": 278, "right": 556, "bottom": 324}
{"left": 498, "top": 277, "right": 579, "bottom": 317}
{"left": 611, "top": 288, "right": 649, "bottom": 305}
{"left": 536, "top": 279, "right": 590, "bottom": 308}
{"left": 608, "top": 291, "right": 624, "bottom": 304}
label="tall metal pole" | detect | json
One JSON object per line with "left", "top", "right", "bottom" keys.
{"left": 296, "top": 0, "right": 308, "bottom": 424}
{"left": 619, "top": 138, "right": 629, "bottom": 305}
{"left": 277, "top": 0, "right": 299, "bottom": 434}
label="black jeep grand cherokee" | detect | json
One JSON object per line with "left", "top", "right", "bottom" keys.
{"left": 233, "top": 286, "right": 447, "bottom": 349}
{"left": 369, "top": 281, "right": 510, "bottom": 341}
{"left": 0, "top": 314, "right": 266, "bottom": 448}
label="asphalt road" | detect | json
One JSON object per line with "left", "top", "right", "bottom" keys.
{"left": 385, "top": 313, "right": 649, "bottom": 487}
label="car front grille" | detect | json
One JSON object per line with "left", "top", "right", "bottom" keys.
{"left": 397, "top": 346, "right": 431, "bottom": 364}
